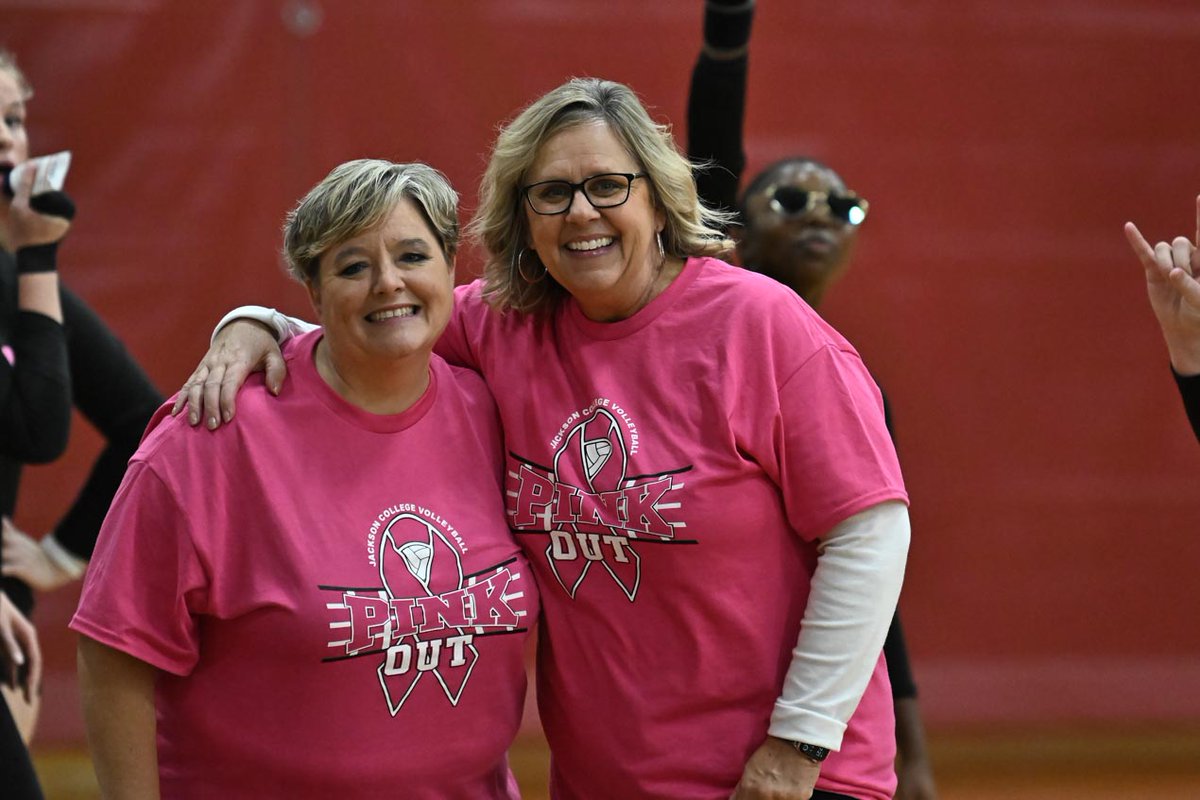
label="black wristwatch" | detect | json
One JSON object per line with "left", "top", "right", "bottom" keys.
{"left": 787, "top": 740, "right": 830, "bottom": 763}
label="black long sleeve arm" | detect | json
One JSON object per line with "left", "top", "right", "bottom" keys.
{"left": 0, "top": 247, "right": 71, "bottom": 463}
{"left": 687, "top": 52, "right": 749, "bottom": 222}
{"left": 51, "top": 286, "right": 162, "bottom": 559}
{"left": 1173, "top": 369, "right": 1200, "bottom": 442}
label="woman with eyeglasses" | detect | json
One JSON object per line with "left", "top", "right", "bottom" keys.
{"left": 1125, "top": 199, "right": 1200, "bottom": 442}
{"left": 688, "top": 3, "right": 939, "bottom": 798}
{"left": 175, "top": 77, "right": 909, "bottom": 800}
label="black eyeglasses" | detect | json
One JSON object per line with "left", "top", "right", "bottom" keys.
{"left": 767, "top": 185, "right": 869, "bottom": 226}
{"left": 523, "top": 172, "right": 646, "bottom": 215}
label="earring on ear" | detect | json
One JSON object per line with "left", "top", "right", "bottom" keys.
{"left": 656, "top": 231, "right": 665, "bottom": 260}
{"left": 515, "top": 248, "right": 546, "bottom": 284}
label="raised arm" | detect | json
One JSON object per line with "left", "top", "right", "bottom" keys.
{"left": 1125, "top": 196, "right": 1200, "bottom": 439}
{"left": 687, "top": 0, "right": 755, "bottom": 220}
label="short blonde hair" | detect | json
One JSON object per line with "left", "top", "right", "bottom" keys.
{"left": 0, "top": 48, "right": 34, "bottom": 100}
{"left": 469, "top": 78, "right": 734, "bottom": 316}
{"left": 283, "top": 159, "right": 459, "bottom": 283}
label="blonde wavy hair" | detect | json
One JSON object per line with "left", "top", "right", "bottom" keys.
{"left": 469, "top": 77, "right": 734, "bottom": 316}
{"left": 0, "top": 48, "right": 34, "bottom": 100}
{"left": 283, "top": 159, "right": 459, "bottom": 283}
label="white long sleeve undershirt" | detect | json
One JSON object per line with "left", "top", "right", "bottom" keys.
{"left": 212, "top": 305, "right": 313, "bottom": 345}
{"left": 768, "top": 500, "right": 910, "bottom": 750}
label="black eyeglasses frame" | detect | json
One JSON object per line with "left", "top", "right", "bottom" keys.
{"left": 522, "top": 172, "right": 648, "bottom": 216}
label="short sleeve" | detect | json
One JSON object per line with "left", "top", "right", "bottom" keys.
{"left": 70, "top": 461, "right": 209, "bottom": 676}
{"left": 774, "top": 345, "right": 909, "bottom": 539}
{"left": 434, "top": 282, "right": 486, "bottom": 371}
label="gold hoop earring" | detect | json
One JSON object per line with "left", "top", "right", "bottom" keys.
{"left": 515, "top": 248, "right": 546, "bottom": 284}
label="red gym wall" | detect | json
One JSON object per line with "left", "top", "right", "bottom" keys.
{"left": 5, "top": 2, "right": 1198, "bottom": 743}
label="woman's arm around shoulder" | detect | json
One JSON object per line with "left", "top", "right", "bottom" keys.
{"left": 172, "top": 306, "right": 309, "bottom": 429}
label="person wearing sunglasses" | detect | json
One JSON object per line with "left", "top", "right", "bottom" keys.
{"left": 1124, "top": 197, "right": 1200, "bottom": 441}
{"left": 688, "top": 2, "right": 939, "bottom": 798}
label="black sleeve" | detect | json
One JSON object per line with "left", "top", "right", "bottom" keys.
{"left": 687, "top": 52, "right": 749, "bottom": 223}
{"left": 0, "top": 250, "right": 72, "bottom": 463}
{"left": 883, "top": 611, "right": 918, "bottom": 699}
{"left": 51, "top": 286, "right": 162, "bottom": 559}
{"left": 1173, "top": 368, "right": 1200, "bottom": 442}
{"left": 876, "top": 385, "right": 919, "bottom": 698}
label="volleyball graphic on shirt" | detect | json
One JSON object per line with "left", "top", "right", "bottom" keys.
{"left": 380, "top": 514, "right": 464, "bottom": 599}
{"left": 557, "top": 408, "right": 627, "bottom": 494}
{"left": 376, "top": 513, "right": 479, "bottom": 713}
{"left": 508, "top": 403, "right": 686, "bottom": 601}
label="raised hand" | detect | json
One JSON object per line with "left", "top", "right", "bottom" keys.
{"left": 1, "top": 161, "right": 72, "bottom": 250}
{"left": 1124, "top": 195, "right": 1200, "bottom": 375}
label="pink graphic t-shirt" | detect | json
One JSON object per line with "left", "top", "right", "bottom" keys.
{"left": 72, "top": 331, "right": 537, "bottom": 800}
{"left": 438, "top": 257, "right": 908, "bottom": 800}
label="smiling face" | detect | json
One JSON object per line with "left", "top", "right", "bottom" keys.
{"left": 523, "top": 120, "right": 666, "bottom": 321}
{"left": 738, "top": 161, "right": 861, "bottom": 307}
{"left": 307, "top": 197, "right": 454, "bottom": 377}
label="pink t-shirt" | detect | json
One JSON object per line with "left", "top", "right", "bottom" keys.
{"left": 438, "top": 257, "right": 908, "bottom": 800}
{"left": 72, "top": 331, "right": 537, "bottom": 800}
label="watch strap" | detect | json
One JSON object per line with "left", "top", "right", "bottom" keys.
{"left": 788, "top": 740, "right": 830, "bottom": 763}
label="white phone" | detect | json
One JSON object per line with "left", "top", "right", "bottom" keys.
{"left": 3, "top": 151, "right": 72, "bottom": 197}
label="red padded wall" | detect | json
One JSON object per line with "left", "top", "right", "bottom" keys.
{"left": 4, "top": 1, "right": 1198, "bottom": 742}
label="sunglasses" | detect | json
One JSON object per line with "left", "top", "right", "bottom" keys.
{"left": 766, "top": 185, "right": 869, "bottom": 226}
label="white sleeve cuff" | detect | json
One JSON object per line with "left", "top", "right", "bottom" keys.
{"left": 768, "top": 500, "right": 910, "bottom": 749}
{"left": 41, "top": 533, "right": 87, "bottom": 580}
{"left": 211, "top": 306, "right": 316, "bottom": 345}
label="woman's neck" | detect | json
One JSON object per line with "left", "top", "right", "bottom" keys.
{"left": 313, "top": 339, "right": 431, "bottom": 415}
{"left": 581, "top": 255, "right": 686, "bottom": 322}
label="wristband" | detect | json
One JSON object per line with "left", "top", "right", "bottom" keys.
{"left": 15, "top": 242, "right": 59, "bottom": 274}
{"left": 704, "top": 0, "right": 755, "bottom": 52}
{"left": 787, "top": 740, "right": 830, "bottom": 763}
{"left": 30, "top": 190, "right": 77, "bottom": 221}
